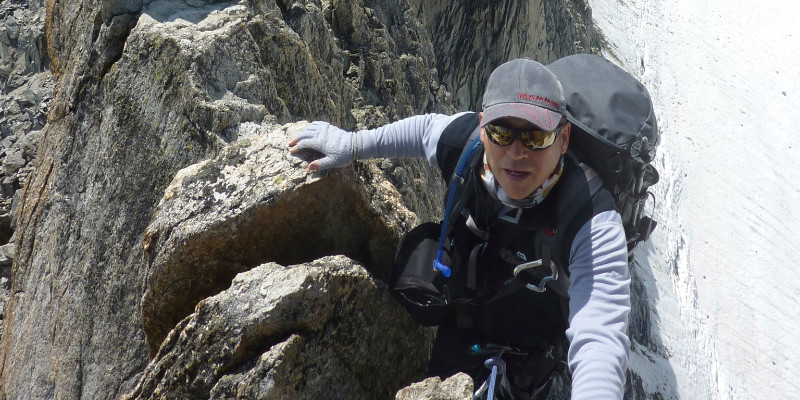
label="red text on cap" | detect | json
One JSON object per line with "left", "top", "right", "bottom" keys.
{"left": 518, "top": 93, "right": 560, "bottom": 109}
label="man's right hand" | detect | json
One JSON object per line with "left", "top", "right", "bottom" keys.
{"left": 288, "top": 121, "right": 358, "bottom": 171}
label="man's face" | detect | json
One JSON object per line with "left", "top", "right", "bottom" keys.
{"left": 479, "top": 114, "right": 570, "bottom": 200}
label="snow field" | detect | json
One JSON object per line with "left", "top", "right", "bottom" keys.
{"left": 588, "top": 0, "right": 800, "bottom": 398}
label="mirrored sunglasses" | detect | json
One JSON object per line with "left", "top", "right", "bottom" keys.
{"left": 485, "top": 123, "right": 560, "bottom": 150}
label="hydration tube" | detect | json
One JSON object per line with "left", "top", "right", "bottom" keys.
{"left": 433, "top": 136, "right": 483, "bottom": 278}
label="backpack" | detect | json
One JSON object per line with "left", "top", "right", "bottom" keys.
{"left": 547, "top": 54, "right": 660, "bottom": 253}
{"left": 391, "top": 54, "right": 660, "bottom": 326}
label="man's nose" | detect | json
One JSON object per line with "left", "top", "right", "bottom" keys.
{"left": 506, "top": 138, "right": 529, "bottom": 159}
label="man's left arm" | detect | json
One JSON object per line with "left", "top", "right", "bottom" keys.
{"left": 565, "top": 210, "right": 631, "bottom": 399}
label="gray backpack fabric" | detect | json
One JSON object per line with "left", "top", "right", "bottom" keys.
{"left": 548, "top": 54, "right": 660, "bottom": 252}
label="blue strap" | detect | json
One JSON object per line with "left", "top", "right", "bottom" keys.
{"left": 433, "top": 136, "right": 482, "bottom": 278}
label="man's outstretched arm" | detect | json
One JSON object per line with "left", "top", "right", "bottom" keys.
{"left": 288, "top": 113, "right": 470, "bottom": 170}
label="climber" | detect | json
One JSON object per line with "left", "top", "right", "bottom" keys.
{"left": 288, "top": 58, "right": 630, "bottom": 400}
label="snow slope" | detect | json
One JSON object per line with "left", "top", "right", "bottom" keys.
{"left": 587, "top": 0, "right": 800, "bottom": 398}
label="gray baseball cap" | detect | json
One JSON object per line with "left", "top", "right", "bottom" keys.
{"left": 480, "top": 58, "right": 566, "bottom": 131}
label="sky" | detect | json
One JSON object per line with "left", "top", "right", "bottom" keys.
{"left": 586, "top": 0, "right": 800, "bottom": 398}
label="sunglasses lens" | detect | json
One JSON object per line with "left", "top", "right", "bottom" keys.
{"left": 520, "top": 130, "right": 557, "bottom": 150}
{"left": 486, "top": 124, "right": 514, "bottom": 146}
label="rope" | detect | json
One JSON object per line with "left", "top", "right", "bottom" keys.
{"left": 471, "top": 345, "right": 513, "bottom": 400}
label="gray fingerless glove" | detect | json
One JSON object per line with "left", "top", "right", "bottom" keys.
{"left": 293, "top": 121, "right": 362, "bottom": 170}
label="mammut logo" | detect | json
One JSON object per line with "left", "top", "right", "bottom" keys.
{"left": 518, "top": 93, "right": 560, "bottom": 108}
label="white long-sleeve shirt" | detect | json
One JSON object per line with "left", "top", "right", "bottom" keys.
{"left": 357, "top": 113, "right": 631, "bottom": 399}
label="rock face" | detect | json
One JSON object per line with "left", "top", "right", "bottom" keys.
{"left": 0, "top": 0, "right": 606, "bottom": 399}
{"left": 410, "top": 0, "right": 600, "bottom": 110}
{"left": 139, "top": 121, "right": 443, "bottom": 357}
{"left": 0, "top": 0, "right": 53, "bottom": 361}
{"left": 124, "top": 256, "right": 433, "bottom": 400}
{"left": 0, "top": 0, "right": 52, "bottom": 278}
{"left": 2, "top": 1, "right": 451, "bottom": 398}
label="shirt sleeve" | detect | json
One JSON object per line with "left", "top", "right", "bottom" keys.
{"left": 357, "top": 112, "right": 473, "bottom": 166}
{"left": 566, "top": 209, "right": 631, "bottom": 399}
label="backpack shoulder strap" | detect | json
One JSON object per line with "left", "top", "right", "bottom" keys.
{"left": 436, "top": 112, "right": 481, "bottom": 182}
{"left": 536, "top": 154, "right": 616, "bottom": 297}
{"left": 432, "top": 113, "right": 483, "bottom": 278}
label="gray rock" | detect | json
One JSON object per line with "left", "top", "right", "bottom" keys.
{"left": 2, "top": 1, "right": 450, "bottom": 398}
{"left": 124, "top": 256, "right": 434, "bottom": 400}
{"left": 0, "top": 242, "right": 13, "bottom": 264}
{"left": 409, "top": 0, "right": 602, "bottom": 110}
{"left": 1, "top": 149, "right": 24, "bottom": 174}
{"left": 0, "top": 63, "right": 52, "bottom": 220}
{"left": 141, "top": 121, "right": 443, "bottom": 357}
{"left": 395, "top": 373, "right": 474, "bottom": 400}
{"left": 0, "top": 1, "right": 49, "bottom": 94}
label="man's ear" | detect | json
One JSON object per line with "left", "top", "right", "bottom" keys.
{"left": 560, "top": 122, "right": 571, "bottom": 155}
{"left": 478, "top": 112, "right": 488, "bottom": 144}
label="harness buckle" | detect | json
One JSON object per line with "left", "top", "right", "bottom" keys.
{"left": 513, "top": 259, "right": 559, "bottom": 293}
